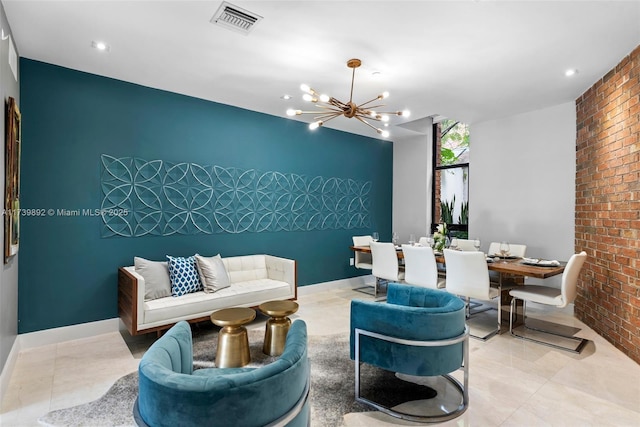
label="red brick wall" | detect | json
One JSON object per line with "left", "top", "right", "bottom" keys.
{"left": 575, "top": 45, "right": 640, "bottom": 364}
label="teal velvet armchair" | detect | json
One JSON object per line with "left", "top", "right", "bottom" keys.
{"left": 350, "top": 283, "right": 469, "bottom": 422}
{"left": 135, "top": 320, "right": 310, "bottom": 427}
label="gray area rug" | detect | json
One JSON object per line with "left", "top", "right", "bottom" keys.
{"left": 39, "top": 326, "right": 437, "bottom": 427}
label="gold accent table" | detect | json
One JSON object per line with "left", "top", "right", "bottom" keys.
{"left": 259, "top": 300, "right": 299, "bottom": 356}
{"left": 210, "top": 307, "right": 256, "bottom": 368}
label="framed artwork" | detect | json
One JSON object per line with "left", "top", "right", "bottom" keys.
{"left": 5, "top": 97, "right": 21, "bottom": 263}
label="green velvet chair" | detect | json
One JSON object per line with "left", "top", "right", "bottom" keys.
{"left": 135, "top": 320, "right": 310, "bottom": 427}
{"left": 350, "top": 283, "right": 469, "bottom": 422}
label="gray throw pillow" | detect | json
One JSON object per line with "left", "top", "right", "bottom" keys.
{"left": 134, "top": 257, "right": 171, "bottom": 300}
{"left": 195, "top": 254, "right": 231, "bottom": 293}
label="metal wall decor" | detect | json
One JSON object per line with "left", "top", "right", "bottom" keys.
{"left": 100, "top": 154, "right": 372, "bottom": 237}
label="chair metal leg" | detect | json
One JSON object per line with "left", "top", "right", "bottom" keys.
{"left": 354, "top": 327, "right": 469, "bottom": 423}
{"left": 509, "top": 297, "right": 588, "bottom": 353}
{"left": 464, "top": 296, "right": 499, "bottom": 341}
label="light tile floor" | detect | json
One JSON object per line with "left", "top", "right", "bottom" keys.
{"left": 1, "top": 286, "right": 640, "bottom": 426}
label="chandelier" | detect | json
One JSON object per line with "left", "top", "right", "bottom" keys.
{"left": 286, "top": 58, "right": 410, "bottom": 138}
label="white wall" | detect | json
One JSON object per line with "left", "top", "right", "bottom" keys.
{"left": 392, "top": 117, "right": 433, "bottom": 243}
{"left": 470, "top": 102, "right": 576, "bottom": 284}
{"left": 0, "top": 1, "right": 20, "bottom": 396}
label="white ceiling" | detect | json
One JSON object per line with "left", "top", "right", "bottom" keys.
{"left": 2, "top": 0, "right": 639, "bottom": 140}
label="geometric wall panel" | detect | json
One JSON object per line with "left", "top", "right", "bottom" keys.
{"left": 100, "top": 154, "right": 372, "bottom": 237}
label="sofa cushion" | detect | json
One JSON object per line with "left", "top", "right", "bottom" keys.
{"left": 134, "top": 257, "right": 171, "bottom": 301}
{"left": 167, "top": 255, "right": 203, "bottom": 297}
{"left": 143, "top": 279, "right": 292, "bottom": 325}
{"left": 194, "top": 254, "right": 231, "bottom": 293}
{"left": 223, "top": 255, "right": 269, "bottom": 284}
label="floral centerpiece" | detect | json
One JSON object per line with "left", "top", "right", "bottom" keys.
{"left": 433, "top": 223, "right": 448, "bottom": 252}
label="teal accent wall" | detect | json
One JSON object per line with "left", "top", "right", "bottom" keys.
{"left": 18, "top": 59, "right": 393, "bottom": 333}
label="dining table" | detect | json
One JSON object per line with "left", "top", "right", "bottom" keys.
{"left": 349, "top": 244, "right": 566, "bottom": 333}
{"left": 349, "top": 245, "right": 565, "bottom": 278}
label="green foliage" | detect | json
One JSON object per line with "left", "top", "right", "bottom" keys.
{"left": 458, "top": 201, "right": 469, "bottom": 225}
{"left": 440, "top": 195, "right": 455, "bottom": 224}
{"left": 440, "top": 119, "right": 470, "bottom": 166}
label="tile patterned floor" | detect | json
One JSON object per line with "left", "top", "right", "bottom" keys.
{"left": 1, "top": 285, "right": 639, "bottom": 426}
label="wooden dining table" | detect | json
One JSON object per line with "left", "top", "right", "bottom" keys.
{"left": 349, "top": 245, "right": 565, "bottom": 278}
{"left": 350, "top": 245, "right": 566, "bottom": 333}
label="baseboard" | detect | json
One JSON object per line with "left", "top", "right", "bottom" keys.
{"left": 298, "top": 275, "right": 374, "bottom": 295}
{"left": 18, "top": 318, "right": 121, "bottom": 350}
{"left": 16, "top": 278, "right": 372, "bottom": 347}
{"left": 0, "top": 336, "right": 20, "bottom": 406}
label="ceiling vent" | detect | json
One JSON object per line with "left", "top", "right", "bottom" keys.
{"left": 210, "top": 2, "right": 262, "bottom": 35}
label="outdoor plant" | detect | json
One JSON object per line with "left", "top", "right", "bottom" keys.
{"left": 440, "top": 195, "right": 455, "bottom": 224}
{"left": 458, "top": 201, "right": 469, "bottom": 225}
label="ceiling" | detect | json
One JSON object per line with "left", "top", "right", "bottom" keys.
{"left": 2, "top": 1, "right": 639, "bottom": 140}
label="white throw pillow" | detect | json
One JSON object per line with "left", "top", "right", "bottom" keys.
{"left": 134, "top": 257, "right": 171, "bottom": 301}
{"left": 195, "top": 254, "right": 231, "bottom": 293}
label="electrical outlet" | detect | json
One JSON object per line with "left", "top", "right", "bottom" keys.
{"left": 349, "top": 257, "right": 354, "bottom": 266}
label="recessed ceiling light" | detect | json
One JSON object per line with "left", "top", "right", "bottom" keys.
{"left": 91, "top": 41, "right": 110, "bottom": 52}
{"left": 280, "top": 94, "right": 292, "bottom": 100}
{"left": 565, "top": 69, "right": 578, "bottom": 77}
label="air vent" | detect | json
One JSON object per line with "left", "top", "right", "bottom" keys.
{"left": 210, "top": 2, "right": 262, "bottom": 35}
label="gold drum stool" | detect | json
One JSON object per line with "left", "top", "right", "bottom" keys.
{"left": 210, "top": 307, "right": 256, "bottom": 368}
{"left": 259, "top": 300, "right": 299, "bottom": 356}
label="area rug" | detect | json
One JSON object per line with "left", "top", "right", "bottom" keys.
{"left": 39, "top": 327, "right": 437, "bottom": 427}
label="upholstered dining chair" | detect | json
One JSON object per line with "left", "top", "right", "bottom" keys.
{"left": 401, "top": 244, "right": 446, "bottom": 289}
{"left": 444, "top": 249, "right": 500, "bottom": 340}
{"left": 352, "top": 235, "right": 374, "bottom": 270}
{"left": 370, "top": 242, "right": 405, "bottom": 296}
{"left": 451, "top": 239, "right": 478, "bottom": 251}
{"left": 509, "top": 251, "right": 588, "bottom": 353}
{"left": 488, "top": 242, "right": 527, "bottom": 258}
{"left": 487, "top": 242, "right": 527, "bottom": 287}
{"left": 350, "top": 284, "right": 469, "bottom": 422}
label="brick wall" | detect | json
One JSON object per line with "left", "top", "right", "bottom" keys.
{"left": 575, "top": 45, "right": 640, "bottom": 364}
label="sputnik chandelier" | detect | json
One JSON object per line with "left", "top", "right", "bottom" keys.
{"left": 286, "top": 58, "right": 410, "bottom": 138}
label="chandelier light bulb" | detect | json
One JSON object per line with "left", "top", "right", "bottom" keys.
{"left": 402, "top": 109, "right": 411, "bottom": 117}
{"left": 286, "top": 109, "right": 301, "bottom": 116}
{"left": 381, "top": 115, "right": 390, "bottom": 122}
{"left": 378, "top": 129, "right": 390, "bottom": 138}
{"left": 302, "top": 93, "right": 316, "bottom": 102}
{"left": 309, "top": 121, "right": 323, "bottom": 130}
{"left": 370, "top": 111, "right": 377, "bottom": 118}
{"left": 382, "top": 91, "right": 389, "bottom": 99}
{"left": 300, "top": 84, "right": 312, "bottom": 93}
{"left": 319, "top": 94, "right": 330, "bottom": 102}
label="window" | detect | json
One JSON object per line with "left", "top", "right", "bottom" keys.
{"left": 432, "top": 119, "right": 469, "bottom": 238}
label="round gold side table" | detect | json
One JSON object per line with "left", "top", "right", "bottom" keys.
{"left": 259, "top": 300, "right": 299, "bottom": 356}
{"left": 210, "top": 307, "right": 256, "bottom": 368}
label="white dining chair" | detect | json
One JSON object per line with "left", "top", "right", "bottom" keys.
{"left": 487, "top": 242, "right": 527, "bottom": 287}
{"left": 401, "top": 244, "right": 446, "bottom": 289}
{"left": 352, "top": 235, "right": 373, "bottom": 270}
{"left": 370, "top": 242, "right": 405, "bottom": 297}
{"left": 444, "top": 249, "right": 500, "bottom": 340}
{"left": 452, "top": 239, "right": 478, "bottom": 251}
{"left": 509, "top": 251, "right": 588, "bottom": 353}
{"left": 488, "top": 242, "right": 527, "bottom": 258}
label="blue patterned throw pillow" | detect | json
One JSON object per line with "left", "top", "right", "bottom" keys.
{"left": 167, "top": 255, "right": 203, "bottom": 297}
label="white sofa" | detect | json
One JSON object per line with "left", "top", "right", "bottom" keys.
{"left": 118, "top": 254, "right": 297, "bottom": 335}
